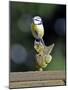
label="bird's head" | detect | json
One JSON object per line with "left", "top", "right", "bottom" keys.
{"left": 32, "top": 16, "right": 42, "bottom": 25}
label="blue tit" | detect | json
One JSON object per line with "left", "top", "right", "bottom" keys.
{"left": 34, "top": 40, "right": 44, "bottom": 54}
{"left": 31, "top": 16, "right": 44, "bottom": 40}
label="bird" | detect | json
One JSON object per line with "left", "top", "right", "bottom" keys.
{"left": 34, "top": 39, "right": 54, "bottom": 71}
{"left": 31, "top": 16, "right": 44, "bottom": 40}
{"left": 31, "top": 16, "right": 54, "bottom": 71}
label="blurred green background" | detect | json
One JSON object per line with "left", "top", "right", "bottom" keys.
{"left": 10, "top": 1, "right": 66, "bottom": 72}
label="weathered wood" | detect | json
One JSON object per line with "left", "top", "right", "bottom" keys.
{"left": 10, "top": 80, "right": 65, "bottom": 89}
{"left": 10, "top": 71, "right": 65, "bottom": 82}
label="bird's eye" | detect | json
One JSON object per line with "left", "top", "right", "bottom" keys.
{"left": 34, "top": 19, "right": 42, "bottom": 25}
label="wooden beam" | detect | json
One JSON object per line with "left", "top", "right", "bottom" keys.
{"left": 10, "top": 71, "right": 65, "bottom": 82}
{"left": 10, "top": 80, "right": 65, "bottom": 89}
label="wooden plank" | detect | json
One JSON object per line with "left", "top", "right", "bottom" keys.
{"left": 10, "top": 80, "right": 65, "bottom": 89}
{"left": 10, "top": 71, "right": 65, "bottom": 82}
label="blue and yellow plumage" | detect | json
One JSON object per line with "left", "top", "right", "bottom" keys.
{"left": 31, "top": 16, "right": 54, "bottom": 71}
{"left": 31, "top": 16, "right": 44, "bottom": 39}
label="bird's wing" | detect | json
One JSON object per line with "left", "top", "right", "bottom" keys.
{"left": 44, "top": 43, "right": 55, "bottom": 55}
{"left": 31, "top": 23, "right": 40, "bottom": 39}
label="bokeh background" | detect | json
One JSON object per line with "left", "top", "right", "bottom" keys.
{"left": 10, "top": 1, "right": 66, "bottom": 72}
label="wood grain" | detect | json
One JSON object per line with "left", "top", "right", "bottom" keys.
{"left": 10, "top": 71, "right": 65, "bottom": 82}
{"left": 9, "top": 71, "right": 65, "bottom": 88}
{"left": 10, "top": 80, "right": 65, "bottom": 88}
